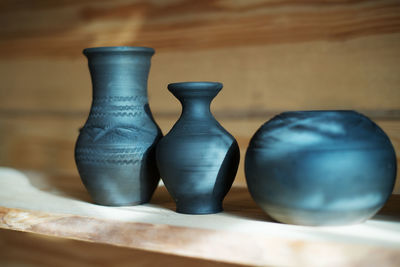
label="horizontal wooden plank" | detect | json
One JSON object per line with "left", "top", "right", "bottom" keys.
{"left": 0, "top": 116, "right": 399, "bottom": 193}
{"left": 0, "top": 169, "right": 399, "bottom": 266}
{"left": 0, "top": 229, "right": 240, "bottom": 267}
{"left": 0, "top": 0, "right": 399, "bottom": 58}
{"left": 1, "top": 32, "right": 400, "bottom": 112}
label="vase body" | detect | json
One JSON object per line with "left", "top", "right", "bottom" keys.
{"left": 245, "top": 110, "right": 397, "bottom": 225}
{"left": 75, "top": 46, "right": 162, "bottom": 206}
{"left": 156, "top": 82, "right": 240, "bottom": 214}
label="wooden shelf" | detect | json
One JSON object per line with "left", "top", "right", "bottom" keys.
{"left": 0, "top": 168, "right": 399, "bottom": 266}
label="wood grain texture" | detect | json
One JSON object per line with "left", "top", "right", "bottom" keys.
{"left": 0, "top": 0, "right": 399, "bottom": 58}
{"left": 1, "top": 33, "right": 400, "bottom": 112}
{"left": 0, "top": 229, "right": 240, "bottom": 267}
{"left": 0, "top": 0, "right": 399, "bottom": 112}
{"left": 0, "top": 169, "right": 399, "bottom": 266}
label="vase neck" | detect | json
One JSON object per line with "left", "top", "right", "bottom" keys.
{"left": 168, "top": 82, "right": 222, "bottom": 120}
{"left": 85, "top": 49, "right": 153, "bottom": 100}
{"left": 180, "top": 97, "right": 213, "bottom": 120}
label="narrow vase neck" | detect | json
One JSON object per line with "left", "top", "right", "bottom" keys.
{"left": 168, "top": 82, "right": 223, "bottom": 121}
{"left": 180, "top": 97, "right": 213, "bottom": 120}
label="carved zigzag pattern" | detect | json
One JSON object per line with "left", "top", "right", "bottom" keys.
{"left": 91, "top": 105, "right": 143, "bottom": 111}
{"left": 76, "top": 147, "right": 145, "bottom": 165}
{"left": 76, "top": 147, "right": 145, "bottom": 154}
{"left": 92, "top": 96, "right": 147, "bottom": 103}
{"left": 75, "top": 157, "right": 141, "bottom": 165}
{"left": 90, "top": 111, "right": 143, "bottom": 117}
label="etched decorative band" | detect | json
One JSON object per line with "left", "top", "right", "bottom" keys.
{"left": 92, "top": 95, "right": 148, "bottom": 103}
{"left": 91, "top": 105, "right": 143, "bottom": 111}
{"left": 90, "top": 111, "right": 143, "bottom": 117}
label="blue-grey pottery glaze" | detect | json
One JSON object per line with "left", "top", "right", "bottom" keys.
{"left": 75, "top": 46, "right": 162, "bottom": 206}
{"left": 156, "top": 82, "right": 240, "bottom": 214}
{"left": 245, "top": 110, "right": 397, "bottom": 225}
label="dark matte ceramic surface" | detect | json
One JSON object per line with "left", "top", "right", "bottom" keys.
{"left": 156, "top": 82, "right": 240, "bottom": 214}
{"left": 245, "top": 110, "right": 397, "bottom": 225}
{"left": 75, "top": 46, "right": 162, "bottom": 206}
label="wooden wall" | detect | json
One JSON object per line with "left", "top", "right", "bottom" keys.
{"left": 0, "top": 0, "right": 399, "bottom": 192}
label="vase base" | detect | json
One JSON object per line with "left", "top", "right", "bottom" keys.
{"left": 175, "top": 201, "right": 223, "bottom": 215}
{"left": 93, "top": 199, "right": 149, "bottom": 207}
{"left": 263, "top": 204, "right": 382, "bottom": 226}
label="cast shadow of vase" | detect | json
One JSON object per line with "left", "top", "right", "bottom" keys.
{"left": 25, "top": 170, "right": 93, "bottom": 203}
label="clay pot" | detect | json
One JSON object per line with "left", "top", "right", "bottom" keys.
{"left": 156, "top": 82, "right": 240, "bottom": 214}
{"left": 75, "top": 46, "right": 162, "bottom": 206}
{"left": 245, "top": 110, "right": 397, "bottom": 225}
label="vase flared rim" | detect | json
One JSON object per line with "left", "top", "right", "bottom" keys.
{"left": 168, "top": 82, "right": 223, "bottom": 91}
{"left": 83, "top": 46, "right": 155, "bottom": 55}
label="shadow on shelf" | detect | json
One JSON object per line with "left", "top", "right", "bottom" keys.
{"left": 23, "top": 170, "right": 92, "bottom": 203}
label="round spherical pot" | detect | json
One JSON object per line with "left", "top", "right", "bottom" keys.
{"left": 245, "top": 110, "right": 397, "bottom": 226}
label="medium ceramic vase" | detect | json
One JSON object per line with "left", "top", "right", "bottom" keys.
{"left": 156, "top": 82, "right": 240, "bottom": 214}
{"left": 75, "top": 46, "right": 162, "bottom": 206}
{"left": 245, "top": 110, "right": 397, "bottom": 225}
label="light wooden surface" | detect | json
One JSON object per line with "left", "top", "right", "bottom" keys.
{"left": 0, "top": 229, "right": 241, "bottom": 267}
{"left": 0, "top": 168, "right": 399, "bottom": 266}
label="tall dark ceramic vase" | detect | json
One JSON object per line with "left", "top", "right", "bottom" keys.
{"left": 75, "top": 46, "right": 162, "bottom": 206}
{"left": 245, "top": 110, "right": 397, "bottom": 225}
{"left": 156, "top": 82, "right": 240, "bottom": 214}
